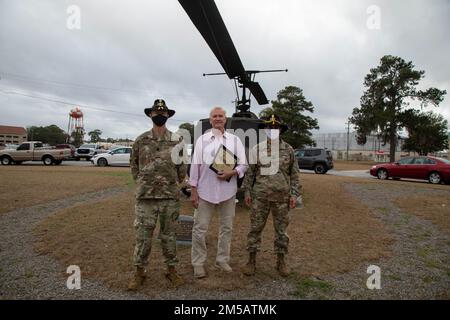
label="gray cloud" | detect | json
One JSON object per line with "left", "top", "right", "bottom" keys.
{"left": 1, "top": 0, "right": 448, "bottom": 140}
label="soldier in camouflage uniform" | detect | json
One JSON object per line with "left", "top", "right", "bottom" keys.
{"left": 128, "top": 99, "right": 186, "bottom": 290}
{"left": 242, "top": 114, "right": 302, "bottom": 277}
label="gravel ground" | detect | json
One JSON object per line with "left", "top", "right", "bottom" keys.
{"left": 306, "top": 183, "right": 450, "bottom": 300}
{"left": 1, "top": 182, "right": 448, "bottom": 299}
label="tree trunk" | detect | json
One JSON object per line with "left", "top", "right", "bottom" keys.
{"left": 389, "top": 127, "right": 396, "bottom": 163}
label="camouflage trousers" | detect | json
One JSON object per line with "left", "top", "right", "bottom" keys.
{"left": 133, "top": 199, "right": 179, "bottom": 268}
{"left": 247, "top": 196, "right": 290, "bottom": 254}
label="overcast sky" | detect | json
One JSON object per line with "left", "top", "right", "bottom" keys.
{"left": 1, "top": 0, "right": 449, "bottom": 140}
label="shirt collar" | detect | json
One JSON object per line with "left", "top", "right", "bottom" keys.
{"left": 207, "top": 129, "right": 228, "bottom": 140}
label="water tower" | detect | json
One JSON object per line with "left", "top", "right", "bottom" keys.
{"left": 67, "top": 107, "right": 84, "bottom": 143}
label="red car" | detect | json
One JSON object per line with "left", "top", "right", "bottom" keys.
{"left": 370, "top": 156, "right": 450, "bottom": 184}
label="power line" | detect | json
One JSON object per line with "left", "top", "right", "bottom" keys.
{"left": 1, "top": 71, "right": 146, "bottom": 94}
{"left": 0, "top": 88, "right": 195, "bottom": 123}
{"left": 0, "top": 71, "right": 228, "bottom": 100}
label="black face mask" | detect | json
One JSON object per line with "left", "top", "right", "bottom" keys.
{"left": 151, "top": 114, "right": 168, "bottom": 127}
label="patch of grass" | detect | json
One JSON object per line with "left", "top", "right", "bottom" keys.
{"left": 100, "top": 171, "right": 135, "bottom": 188}
{"left": 332, "top": 160, "right": 377, "bottom": 171}
{"left": 415, "top": 244, "right": 446, "bottom": 271}
{"left": 24, "top": 271, "right": 33, "bottom": 278}
{"left": 402, "top": 215, "right": 411, "bottom": 223}
{"left": 422, "top": 275, "right": 438, "bottom": 284}
{"left": 386, "top": 274, "right": 402, "bottom": 281}
{"left": 0, "top": 166, "right": 129, "bottom": 214}
{"left": 394, "top": 195, "right": 450, "bottom": 236}
{"left": 446, "top": 270, "right": 450, "bottom": 277}
{"left": 421, "top": 232, "right": 431, "bottom": 238}
{"left": 417, "top": 247, "right": 431, "bottom": 258}
{"left": 294, "top": 278, "right": 334, "bottom": 298}
{"left": 378, "top": 207, "right": 389, "bottom": 215}
{"left": 411, "top": 233, "right": 431, "bottom": 242}
{"left": 424, "top": 259, "right": 444, "bottom": 270}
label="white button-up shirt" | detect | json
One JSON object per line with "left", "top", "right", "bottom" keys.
{"left": 189, "top": 130, "right": 248, "bottom": 204}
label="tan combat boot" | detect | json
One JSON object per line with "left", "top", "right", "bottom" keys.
{"left": 242, "top": 252, "right": 257, "bottom": 276}
{"left": 166, "top": 266, "right": 185, "bottom": 287}
{"left": 276, "top": 253, "right": 291, "bottom": 277}
{"left": 127, "top": 267, "right": 147, "bottom": 291}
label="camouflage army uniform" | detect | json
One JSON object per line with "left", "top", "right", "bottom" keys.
{"left": 130, "top": 129, "right": 186, "bottom": 268}
{"left": 243, "top": 138, "right": 301, "bottom": 254}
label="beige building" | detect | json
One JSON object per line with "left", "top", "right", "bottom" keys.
{"left": 0, "top": 125, "right": 27, "bottom": 145}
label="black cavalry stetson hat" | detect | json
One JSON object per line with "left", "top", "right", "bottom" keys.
{"left": 144, "top": 99, "right": 175, "bottom": 118}
{"left": 259, "top": 114, "right": 289, "bottom": 134}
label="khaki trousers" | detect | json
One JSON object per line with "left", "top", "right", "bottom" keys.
{"left": 191, "top": 196, "right": 236, "bottom": 267}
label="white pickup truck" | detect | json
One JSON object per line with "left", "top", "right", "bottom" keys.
{"left": 0, "top": 141, "right": 71, "bottom": 165}
{"left": 75, "top": 143, "right": 108, "bottom": 161}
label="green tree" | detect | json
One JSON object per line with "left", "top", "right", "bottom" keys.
{"left": 263, "top": 86, "right": 319, "bottom": 149}
{"left": 259, "top": 107, "right": 275, "bottom": 119}
{"left": 178, "top": 122, "right": 195, "bottom": 144}
{"left": 350, "top": 55, "right": 446, "bottom": 162}
{"left": 88, "top": 129, "right": 102, "bottom": 143}
{"left": 70, "top": 130, "right": 84, "bottom": 147}
{"left": 27, "top": 125, "right": 66, "bottom": 145}
{"left": 400, "top": 110, "right": 449, "bottom": 155}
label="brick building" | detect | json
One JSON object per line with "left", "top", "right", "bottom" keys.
{"left": 0, "top": 125, "right": 28, "bottom": 144}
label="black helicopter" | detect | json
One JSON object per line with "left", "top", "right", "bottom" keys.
{"left": 178, "top": 0, "right": 287, "bottom": 146}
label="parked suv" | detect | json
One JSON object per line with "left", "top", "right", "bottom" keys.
{"left": 295, "top": 148, "right": 333, "bottom": 174}
{"left": 75, "top": 144, "right": 107, "bottom": 161}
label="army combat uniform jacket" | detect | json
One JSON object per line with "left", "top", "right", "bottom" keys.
{"left": 130, "top": 129, "right": 186, "bottom": 200}
{"left": 243, "top": 138, "right": 301, "bottom": 202}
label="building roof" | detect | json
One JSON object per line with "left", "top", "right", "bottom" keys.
{"left": 0, "top": 125, "right": 27, "bottom": 135}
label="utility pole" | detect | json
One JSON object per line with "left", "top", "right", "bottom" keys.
{"left": 345, "top": 121, "right": 350, "bottom": 161}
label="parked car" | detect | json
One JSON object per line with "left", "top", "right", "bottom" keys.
{"left": 75, "top": 144, "right": 108, "bottom": 161}
{"left": 294, "top": 148, "right": 334, "bottom": 174}
{"left": 369, "top": 156, "right": 450, "bottom": 184}
{"left": 55, "top": 144, "right": 76, "bottom": 159}
{"left": 91, "top": 147, "right": 132, "bottom": 167}
{"left": 0, "top": 141, "right": 71, "bottom": 165}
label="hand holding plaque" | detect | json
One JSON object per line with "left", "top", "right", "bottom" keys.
{"left": 209, "top": 145, "right": 238, "bottom": 182}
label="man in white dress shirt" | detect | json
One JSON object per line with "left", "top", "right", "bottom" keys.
{"left": 189, "top": 107, "right": 248, "bottom": 279}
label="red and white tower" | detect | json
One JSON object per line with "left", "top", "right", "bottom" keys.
{"left": 67, "top": 107, "right": 84, "bottom": 143}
